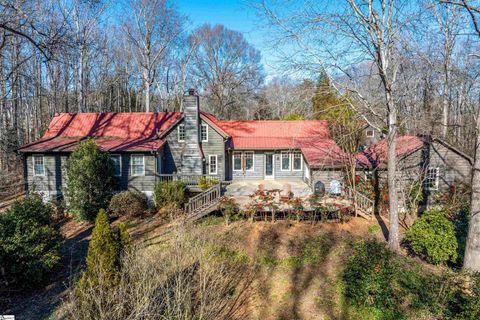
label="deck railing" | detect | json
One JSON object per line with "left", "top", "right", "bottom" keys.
{"left": 344, "top": 187, "right": 374, "bottom": 216}
{"left": 155, "top": 174, "right": 220, "bottom": 187}
{"left": 185, "top": 183, "right": 221, "bottom": 215}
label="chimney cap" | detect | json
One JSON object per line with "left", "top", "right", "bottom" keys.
{"left": 187, "top": 88, "right": 196, "bottom": 96}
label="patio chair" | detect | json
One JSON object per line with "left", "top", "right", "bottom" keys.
{"left": 280, "top": 184, "right": 293, "bottom": 202}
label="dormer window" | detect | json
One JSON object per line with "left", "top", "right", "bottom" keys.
{"left": 366, "top": 130, "right": 374, "bottom": 138}
{"left": 178, "top": 124, "right": 185, "bottom": 142}
{"left": 201, "top": 124, "right": 208, "bottom": 142}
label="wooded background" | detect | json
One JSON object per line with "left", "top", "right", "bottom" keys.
{"left": 0, "top": 0, "right": 479, "bottom": 174}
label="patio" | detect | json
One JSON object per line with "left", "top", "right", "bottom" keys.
{"left": 224, "top": 179, "right": 313, "bottom": 197}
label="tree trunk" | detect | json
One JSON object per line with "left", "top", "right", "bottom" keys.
{"left": 442, "top": 61, "right": 449, "bottom": 139}
{"left": 387, "top": 95, "right": 400, "bottom": 251}
{"left": 464, "top": 107, "right": 480, "bottom": 271}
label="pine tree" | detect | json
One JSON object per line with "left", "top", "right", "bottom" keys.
{"left": 84, "top": 209, "right": 120, "bottom": 285}
{"left": 117, "top": 222, "right": 131, "bottom": 251}
{"left": 312, "top": 71, "right": 344, "bottom": 120}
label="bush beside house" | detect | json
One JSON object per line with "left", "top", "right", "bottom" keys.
{"left": 108, "top": 191, "right": 148, "bottom": 217}
{"left": 405, "top": 209, "right": 458, "bottom": 265}
{"left": 154, "top": 181, "right": 186, "bottom": 210}
{"left": 65, "top": 139, "right": 115, "bottom": 221}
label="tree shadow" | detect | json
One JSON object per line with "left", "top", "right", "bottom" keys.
{"left": 252, "top": 222, "right": 348, "bottom": 320}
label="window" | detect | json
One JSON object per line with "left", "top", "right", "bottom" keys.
{"left": 244, "top": 152, "right": 254, "bottom": 171}
{"left": 110, "top": 154, "right": 122, "bottom": 176}
{"left": 178, "top": 124, "right": 185, "bottom": 142}
{"left": 281, "top": 151, "right": 291, "bottom": 171}
{"left": 366, "top": 130, "right": 375, "bottom": 138}
{"left": 209, "top": 155, "right": 217, "bottom": 175}
{"left": 233, "top": 152, "right": 242, "bottom": 171}
{"left": 201, "top": 124, "right": 208, "bottom": 142}
{"left": 131, "top": 155, "right": 145, "bottom": 176}
{"left": 233, "top": 152, "right": 253, "bottom": 171}
{"left": 33, "top": 155, "right": 45, "bottom": 176}
{"left": 425, "top": 167, "right": 440, "bottom": 191}
{"left": 293, "top": 152, "right": 302, "bottom": 171}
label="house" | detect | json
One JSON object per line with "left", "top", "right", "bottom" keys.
{"left": 18, "top": 89, "right": 348, "bottom": 202}
{"left": 357, "top": 135, "right": 473, "bottom": 209}
{"left": 18, "top": 89, "right": 472, "bottom": 215}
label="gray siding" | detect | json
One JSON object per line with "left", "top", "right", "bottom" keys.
{"left": 377, "top": 141, "right": 472, "bottom": 209}
{"left": 26, "top": 153, "right": 67, "bottom": 200}
{"left": 428, "top": 141, "right": 471, "bottom": 189}
{"left": 162, "top": 118, "right": 226, "bottom": 179}
{"left": 126, "top": 153, "right": 157, "bottom": 196}
{"left": 274, "top": 151, "right": 303, "bottom": 179}
{"left": 231, "top": 150, "right": 264, "bottom": 180}
{"left": 25, "top": 152, "right": 159, "bottom": 200}
{"left": 362, "top": 125, "right": 382, "bottom": 147}
{"left": 231, "top": 150, "right": 305, "bottom": 180}
{"left": 310, "top": 169, "right": 344, "bottom": 191}
{"left": 201, "top": 119, "right": 226, "bottom": 180}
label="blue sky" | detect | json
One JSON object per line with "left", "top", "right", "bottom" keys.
{"left": 176, "top": 0, "right": 277, "bottom": 78}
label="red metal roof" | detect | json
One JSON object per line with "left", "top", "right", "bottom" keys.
{"left": 19, "top": 112, "right": 351, "bottom": 168}
{"left": 356, "top": 135, "right": 424, "bottom": 168}
{"left": 216, "top": 120, "right": 331, "bottom": 149}
{"left": 19, "top": 112, "right": 181, "bottom": 152}
{"left": 300, "top": 140, "right": 351, "bottom": 168}
{"left": 212, "top": 119, "right": 348, "bottom": 167}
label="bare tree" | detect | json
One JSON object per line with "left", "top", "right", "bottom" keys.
{"left": 70, "top": 0, "right": 107, "bottom": 112}
{"left": 123, "top": 0, "right": 184, "bottom": 112}
{"left": 256, "top": 0, "right": 408, "bottom": 251}
{"left": 441, "top": 0, "right": 480, "bottom": 271}
{"left": 189, "top": 24, "right": 265, "bottom": 119}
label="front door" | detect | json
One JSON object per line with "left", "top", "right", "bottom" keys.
{"left": 265, "top": 153, "right": 274, "bottom": 179}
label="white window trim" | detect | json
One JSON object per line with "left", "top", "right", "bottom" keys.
{"left": 208, "top": 155, "right": 217, "bottom": 175}
{"left": 201, "top": 124, "right": 209, "bottom": 142}
{"left": 281, "top": 151, "right": 291, "bottom": 171}
{"left": 110, "top": 154, "right": 122, "bottom": 177}
{"left": 32, "top": 154, "right": 45, "bottom": 176}
{"left": 244, "top": 151, "right": 255, "bottom": 172}
{"left": 366, "top": 130, "right": 375, "bottom": 138}
{"left": 131, "top": 154, "right": 145, "bottom": 176}
{"left": 178, "top": 124, "right": 185, "bottom": 142}
{"left": 426, "top": 167, "right": 440, "bottom": 191}
{"left": 292, "top": 152, "right": 303, "bottom": 171}
{"left": 233, "top": 152, "right": 243, "bottom": 171}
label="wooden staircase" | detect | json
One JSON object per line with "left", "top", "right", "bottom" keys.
{"left": 184, "top": 183, "right": 222, "bottom": 221}
{"left": 344, "top": 187, "right": 375, "bottom": 219}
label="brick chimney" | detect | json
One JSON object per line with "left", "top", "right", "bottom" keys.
{"left": 181, "top": 89, "right": 203, "bottom": 175}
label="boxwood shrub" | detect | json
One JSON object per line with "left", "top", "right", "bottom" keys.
{"left": 405, "top": 209, "right": 458, "bottom": 265}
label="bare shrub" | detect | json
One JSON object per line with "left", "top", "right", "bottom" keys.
{"left": 108, "top": 191, "right": 148, "bottom": 217}
{"left": 63, "top": 226, "right": 253, "bottom": 319}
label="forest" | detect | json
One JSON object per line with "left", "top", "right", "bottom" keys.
{"left": 0, "top": 0, "right": 479, "bottom": 170}
{"left": 2, "top": 0, "right": 480, "bottom": 319}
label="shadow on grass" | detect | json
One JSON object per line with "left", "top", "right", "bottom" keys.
{"left": 252, "top": 222, "right": 349, "bottom": 320}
